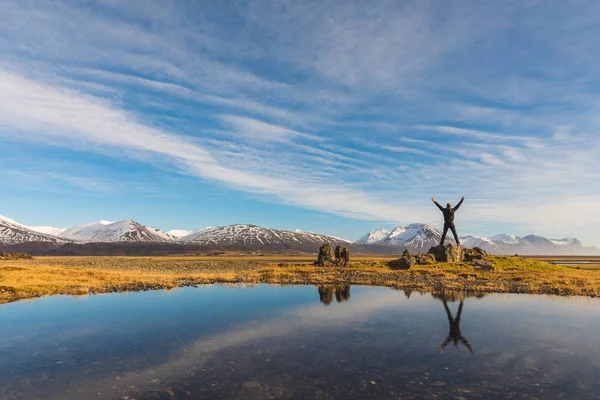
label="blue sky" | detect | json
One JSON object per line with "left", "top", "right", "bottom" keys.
{"left": 1, "top": 0, "right": 599, "bottom": 245}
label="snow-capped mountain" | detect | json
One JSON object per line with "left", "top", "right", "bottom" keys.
{"left": 489, "top": 233, "right": 521, "bottom": 245}
{"left": 382, "top": 223, "right": 444, "bottom": 250}
{"left": 355, "top": 228, "right": 390, "bottom": 244}
{"left": 182, "top": 224, "right": 350, "bottom": 250}
{"left": 355, "top": 224, "right": 447, "bottom": 252}
{"left": 0, "top": 215, "right": 70, "bottom": 245}
{"left": 460, "top": 235, "right": 500, "bottom": 253}
{"left": 59, "top": 220, "right": 113, "bottom": 241}
{"left": 59, "top": 220, "right": 175, "bottom": 243}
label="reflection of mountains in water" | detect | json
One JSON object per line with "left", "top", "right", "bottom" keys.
{"left": 317, "top": 285, "right": 351, "bottom": 305}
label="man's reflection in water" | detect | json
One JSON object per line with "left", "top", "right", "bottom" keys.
{"left": 432, "top": 291, "right": 485, "bottom": 355}
{"left": 317, "top": 285, "right": 351, "bottom": 305}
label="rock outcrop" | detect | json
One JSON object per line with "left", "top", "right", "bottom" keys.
{"left": 386, "top": 244, "right": 497, "bottom": 271}
{"left": 415, "top": 252, "right": 436, "bottom": 265}
{"left": 315, "top": 243, "right": 335, "bottom": 267}
{"left": 428, "top": 244, "right": 464, "bottom": 263}
{"left": 463, "top": 247, "right": 488, "bottom": 261}
{"left": 335, "top": 245, "right": 350, "bottom": 267}
{"left": 389, "top": 249, "right": 416, "bottom": 270}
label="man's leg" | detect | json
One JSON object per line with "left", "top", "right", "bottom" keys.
{"left": 450, "top": 223, "right": 460, "bottom": 245}
{"left": 440, "top": 224, "right": 449, "bottom": 245}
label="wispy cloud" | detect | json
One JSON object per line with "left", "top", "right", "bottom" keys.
{"left": 415, "top": 125, "right": 539, "bottom": 144}
{"left": 217, "top": 115, "right": 321, "bottom": 142}
{"left": 3, "top": 170, "right": 112, "bottom": 193}
{"left": 0, "top": 70, "right": 424, "bottom": 222}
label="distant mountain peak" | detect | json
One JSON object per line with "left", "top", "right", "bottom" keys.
{"left": 182, "top": 224, "right": 350, "bottom": 249}
{"left": 59, "top": 219, "right": 173, "bottom": 243}
{"left": 0, "top": 215, "right": 69, "bottom": 245}
{"left": 355, "top": 228, "right": 390, "bottom": 244}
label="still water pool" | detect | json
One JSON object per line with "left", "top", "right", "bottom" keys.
{"left": 1, "top": 285, "right": 599, "bottom": 399}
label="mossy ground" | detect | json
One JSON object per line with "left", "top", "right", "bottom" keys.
{"left": 0, "top": 255, "right": 598, "bottom": 304}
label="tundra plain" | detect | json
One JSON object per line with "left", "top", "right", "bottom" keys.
{"left": 1, "top": 254, "right": 599, "bottom": 304}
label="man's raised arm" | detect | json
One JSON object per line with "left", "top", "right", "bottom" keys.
{"left": 432, "top": 197, "right": 444, "bottom": 211}
{"left": 453, "top": 196, "right": 465, "bottom": 211}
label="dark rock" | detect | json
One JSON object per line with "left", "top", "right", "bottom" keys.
{"left": 415, "top": 252, "right": 436, "bottom": 265}
{"left": 428, "top": 244, "right": 464, "bottom": 263}
{"left": 335, "top": 246, "right": 350, "bottom": 266}
{"left": 389, "top": 249, "right": 416, "bottom": 270}
{"left": 335, "top": 245, "right": 342, "bottom": 262}
{"left": 463, "top": 247, "right": 488, "bottom": 261}
{"left": 315, "top": 244, "right": 335, "bottom": 267}
{"left": 472, "top": 259, "right": 495, "bottom": 271}
{"left": 388, "top": 258, "right": 413, "bottom": 270}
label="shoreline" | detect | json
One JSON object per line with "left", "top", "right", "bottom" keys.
{"left": 1, "top": 256, "right": 599, "bottom": 304}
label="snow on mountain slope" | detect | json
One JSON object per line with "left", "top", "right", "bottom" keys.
{"left": 355, "top": 228, "right": 390, "bottom": 244}
{"left": 358, "top": 223, "right": 446, "bottom": 250}
{"left": 551, "top": 238, "right": 582, "bottom": 246}
{"left": 382, "top": 223, "right": 443, "bottom": 249}
{"left": 27, "top": 225, "right": 67, "bottom": 236}
{"left": 489, "top": 233, "right": 521, "bottom": 245}
{"left": 168, "top": 229, "right": 194, "bottom": 238}
{"left": 182, "top": 224, "right": 350, "bottom": 249}
{"left": 169, "top": 228, "right": 211, "bottom": 239}
{"left": 522, "top": 234, "right": 555, "bottom": 246}
{"left": 60, "top": 220, "right": 174, "bottom": 243}
{"left": 147, "top": 227, "right": 177, "bottom": 242}
{"left": 0, "top": 215, "right": 69, "bottom": 245}
{"left": 381, "top": 226, "right": 406, "bottom": 244}
{"left": 59, "top": 220, "right": 113, "bottom": 241}
{"left": 460, "top": 235, "right": 485, "bottom": 248}
{"left": 460, "top": 235, "right": 499, "bottom": 252}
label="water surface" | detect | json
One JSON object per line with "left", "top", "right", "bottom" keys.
{"left": 1, "top": 285, "right": 599, "bottom": 399}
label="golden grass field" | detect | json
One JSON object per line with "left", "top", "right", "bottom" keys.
{"left": 1, "top": 254, "right": 599, "bottom": 304}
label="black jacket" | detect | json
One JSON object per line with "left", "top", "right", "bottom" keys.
{"left": 434, "top": 198, "right": 464, "bottom": 224}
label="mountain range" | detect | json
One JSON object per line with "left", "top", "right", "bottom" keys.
{"left": 356, "top": 224, "right": 592, "bottom": 255}
{"left": 0, "top": 215, "right": 350, "bottom": 254}
{"left": 0, "top": 214, "right": 597, "bottom": 255}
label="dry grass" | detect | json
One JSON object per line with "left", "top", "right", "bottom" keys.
{"left": 1, "top": 255, "right": 599, "bottom": 304}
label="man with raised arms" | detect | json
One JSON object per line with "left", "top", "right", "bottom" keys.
{"left": 432, "top": 196, "right": 465, "bottom": 246}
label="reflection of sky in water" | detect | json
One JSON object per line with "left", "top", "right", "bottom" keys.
{"left": 1, "top": 286, "right": 599, "bottom": 399}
